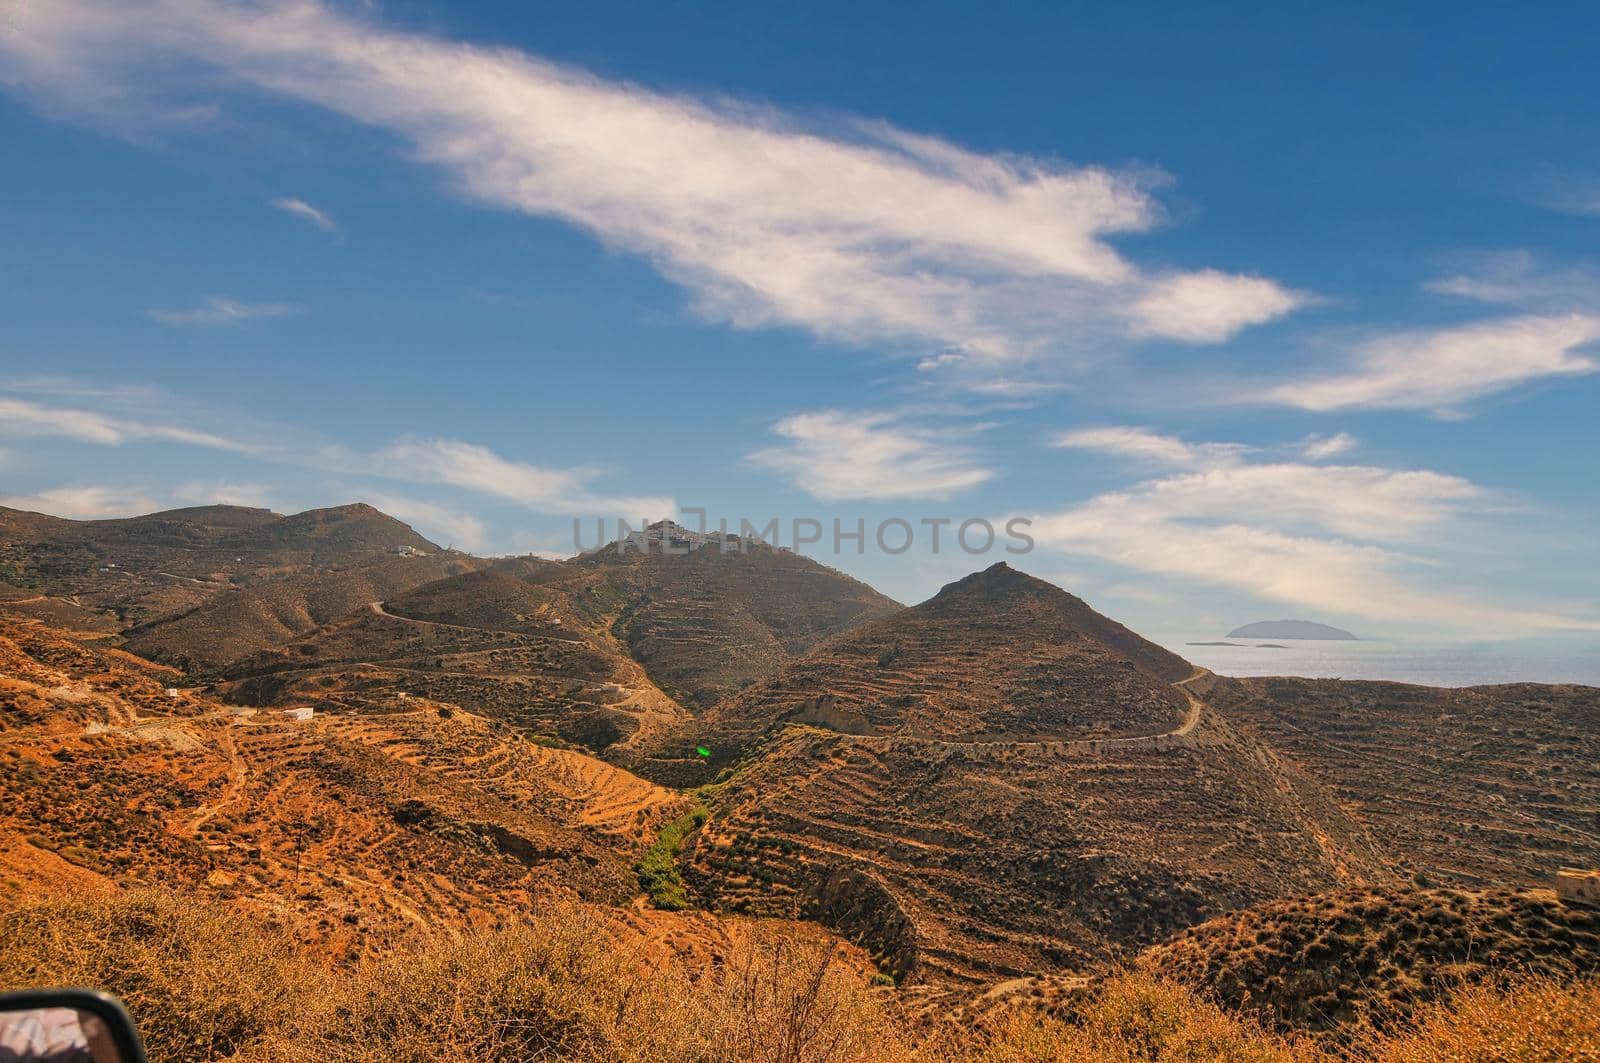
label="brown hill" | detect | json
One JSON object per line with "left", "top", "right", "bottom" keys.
{"left": 1140, "top": 884, "right": 1600, "bottom": 1035}
{"left": 210, "top": 532, "right": 897, "bottom": 755}
{"left": 0, "top": 502, "right": 443, "bottom": 627}
{"left": 0, "top": 613, "right": 692, "bottom": 959}
{"left": 576, "top": 524, "right": 901, "bottom": 710}
{"left": 648, "top": 565, "right": 1392, "bottom": 984}
{"left": 213, "top": 567, "right": 694, "bottom": 753}
{"left": 654, "top": 561, "right": 1193, "bottom": 777}
{"left": 1207, "top": 676, "right": 1600, "bottom": 884}
{"left": 122, "top": 553, "right": 480, "bottom": 670}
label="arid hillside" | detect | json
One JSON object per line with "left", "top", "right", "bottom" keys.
{"left": 0, "top": 502, "right": 449, "bottom": 629}
{"left": 122, "top": 552, "right": 480, "bottom": 670}
{"left": 208, "top": 524, "right": 899, "bottom": 755}
{"left": 0, "top": 613, "right": 695, "bottom": 960}
{"left": 4, "top": 504, "right": 1600, "bottom": 1058}
{"left": 1141, "top": 884, "right": 1600, "bottom": 1035}
{"left": 575, "top": 523, "right": 901, "bottom": 709}
{"left": 1207, "top": 676, "right": 1600, "bottom": 883}
{"left": 214, "top": 568, "right": 694, "bottom": 753}
{"left": 651, "top": 565, "right": 1394, "bottom": 984}
{"left": 663, "top": 562, "right": 1192, "bottom": 775}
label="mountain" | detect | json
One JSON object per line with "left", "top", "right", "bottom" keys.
{"left": 122, "top": 553, "right": 480, "bottom": 670}
{"left": 212, "top": 526, "right": 899, "bottom": 754}
{"left": 5, "top": 507, "right": 1599, "bottom": 1046}
{"left": 644, "top": 563, "right": 1393, "bottom": 983}
{"left": 575, "top": 522, "right": 901, "bottom": 710}
{"left": 657, "top": 561, "right": 1192, "bottom": 774}
{"left": 0, "top": 502, "right": 443, "bottom": 627}
{"left": 1226, "top": 620, "right": 1357, "bottom": 640}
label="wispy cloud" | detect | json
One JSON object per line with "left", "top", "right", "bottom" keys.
{"left": 1036, "top": 430, "right": 1592, "bottom": 632}
{"left": 376, "top": 438, "right": 674, "bottom": 517}
{"left": 0, "top": 395, "right": 260, "bottom": 452}
{"left": 173, "top": 480, "right": 276, "bottom": 509}
{"left": 1424, "top": 250, "right": 1600, "bottom": 312}
{"left": 271, "top": 196, "right": 338, "bottom": 231}
{"left": 1298, "top": 432, "right": 1357, "bottom": 460}
{"left": 1258, "top": 313, "right": 1600, "bottom": 414}
{"left": 359, "top": 491, "right": 489, "bottom": 551}
{"left": 1051, "top": 425, "right": 1250, "bottom": 468}
{"left": 1, "top": 0, "right": 1304, "bottom": 367}
{"left": 0, "top": 484, "right": 163, "bottom": 520}
{"left": 147, "top": 296, "right": 302, "bottom": 325}
{"left": 750, "top": 409, "right": 994, "bottom": 501}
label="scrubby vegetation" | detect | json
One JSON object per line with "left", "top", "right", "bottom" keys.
{"left": 637, "top": 800, "right": 711, "bottom": 909}
{"left": 2, "top": 890, "right": 1596, "bottom": 1062}
{"left": 1141, "top": 885, "right": 1600, "bottom": 1036}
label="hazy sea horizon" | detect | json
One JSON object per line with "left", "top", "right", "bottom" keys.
{"left": 1164, "top": 638, "right": 1600, "bottom": 688}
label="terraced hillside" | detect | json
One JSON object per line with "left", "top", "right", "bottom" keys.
{"left": 576, "top": 522, "right": 901, "bottom": 710}
{"left": 1208, "top": 676, "right": 1600, "bottom": 884}
{"left": 214, "top": 568, "right": 695, "bottom": 752}
{"left": 212, "top": 527, "right": 899, "bottom": 755}
{"left": 0, "top": 502, "right": 448, "bottom": 629}
{"left": 664, "top": 565, "right": 1394, "bottom": 983}
{"left": 670, "top": 562, "right": 1191, "bottom": 774}
{"left": 123, "top": 552, "right": 479, "bottom": 669}
{"left": 1141, "top": 884, "right": 1600, "bottom": 1034}
{"left": 0, "top": 614, "right": 694, "bottom": 961}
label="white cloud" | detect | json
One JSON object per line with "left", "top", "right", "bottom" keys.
{"left": 1051, "top": 426, "right": 1250, "bottom": 468}
{"left": 0, "top": 0, "right": 1303, "bottom": 365}
{"left": 1127, "top": 270, "right": 1308, "bottom": 342}
{"left": 359, "top": 491, "right": 488, "bottom": 551}
{"left": 1260, "top": 313, "right": 1600, "bottom": 414}
{"left": 0, "top": 396, "right": 258, "bottom": 452}
{"left": 0, "top": 485, "right": 162, "bottom": 520}
{"left": 1036, "top": 434, "right": 1594, "bottom": 633}
{"left": 1299, "top": 432, "right": 1357, "bottom": 460}
{"left": 272, "top": 196, "right": 337, "bottom": 231}
{"left": 1425, "top": 250, "right": 1600, "bottom": 312}
{"left": 147, "top": 296, "right": 302, "bottom": 325}
{"left": 749, "top": 409, "right": 994, "bottom": 501}
{"left": 376, "top": 438, "right": 674, "bottom": 517}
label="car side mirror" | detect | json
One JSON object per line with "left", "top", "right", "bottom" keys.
{"left": 0, "top": 989, "right": 146, "bottom": 1063}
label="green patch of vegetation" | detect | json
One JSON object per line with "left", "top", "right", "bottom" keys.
{"left": 636, "top": 801, "right": 710, "bottom": 910}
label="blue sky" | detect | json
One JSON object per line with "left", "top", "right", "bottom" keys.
{"left": 2, "top": 0, "right": 1598, "bottom": 644}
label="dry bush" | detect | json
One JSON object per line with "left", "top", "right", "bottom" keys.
{"left": 690, "top": 937, "right": 909, "bottom": 1063}
{"left": 7, "top": 890, "right": 1598, "bottom": 1063}
{"left": 250, "top": 908, "right": 903, "bottom": 1063}
{"left": 1371, "top": 977, "right": 1600, "bottom": 1062}
{"left": 246, "top": 904, "right": 688, "bottom": 1063}
{"left": 0, "top": 889, "right": 324, "bottom": 1061}
{"left": 940, "top": 972, "right": 1318, "bottom": 1063}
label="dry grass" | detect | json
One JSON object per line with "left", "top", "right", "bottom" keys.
{"left": 0, "top": 890, "right": 324, "bottom": 1061}
{"left": 1, "top": 890, "right": 1595, "bottom": 1062}
{"left": 1368, "top": 978, "right": 1600, "bottom": 1062}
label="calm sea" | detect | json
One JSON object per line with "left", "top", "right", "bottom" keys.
{"left": 1165, "top": 639, "right": 1600, "bottom": 688}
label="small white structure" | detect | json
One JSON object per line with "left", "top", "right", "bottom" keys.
{"left": 1556, "top": 868, "right": 1600, "bottom": 908}
{"left": 166, "top": 688, "right": 181, "bottom": 698}
{"left": 276, "top": 706, "right": 315, "bottom": 722}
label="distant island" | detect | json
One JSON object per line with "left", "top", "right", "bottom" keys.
{"left": 1227, "top": 620, "right": 1357, "bottom": 640}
